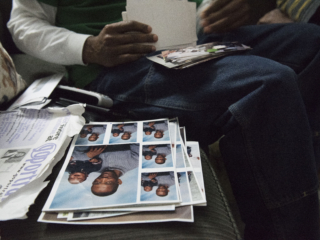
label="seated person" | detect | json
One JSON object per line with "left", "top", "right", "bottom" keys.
{"left": 154, "top": 172, "right": 175, "bottom": 197}
{"left": 66, "top": 157, "right": 102, "bottom": 184}
{"left": 79, "top": 125, "right": 93, "bottom": 138}
{"left": 143, "top": 121, "right": 168, "bottom": 139}
{"left": 143, "top": 144, "right": 171, "bottom": 165}
{"left": 88, "top": 125, "right": 106, "bottom": 142}
{"left": 111, "top": 123, "right": 137, "bottom": 140}
{"left": 141, "top": 173, "right": 158, "bottom": 192}
{"left": 258, "top": 0, "right": 320, "bottom": 25}
{"left": 8, "top": 0, "right": 320, "bottom": 238}
{"left": 142, "top": 145, "right": 157, "bottom": 160}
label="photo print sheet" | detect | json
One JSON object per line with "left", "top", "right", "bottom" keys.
{"left": 67, "top": 211, "right": 133, "bottom": 221}
{"left": 139, "top": 119, "right": 180, "bottom": 205}
{"left": 186, "top": 141, "right": 206, "bottom": 199}
{"left": 43, "top": 119, "right": 181, "bottom": 212}
{"left": 169, "top": 122, "right": 206, "bottom": 206}
{"left": 38, "top": 205, "right": 194, "bottom": 224}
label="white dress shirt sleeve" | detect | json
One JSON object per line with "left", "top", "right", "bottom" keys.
{"left": 8, "top": 0, "right": 91, "bottom": 65}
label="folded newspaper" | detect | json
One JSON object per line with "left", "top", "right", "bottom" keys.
{"left": 0, "top": 104, "right": 85, "bottom": 220}
{"left": 39, "top": 118, "right": 207, "bottom": 224}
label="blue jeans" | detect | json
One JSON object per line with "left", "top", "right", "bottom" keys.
{"left": 91, "top": 23, "right": 320, "bottom": 239}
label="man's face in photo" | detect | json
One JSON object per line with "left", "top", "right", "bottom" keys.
{"left": 156, "top": 185, "right": 169, "bottom": 196}
{"left": 121, "top": 132, "right": 131, "bottom": 140}
{"left": 91, "top": 170, "right": 122, "bottom": 196}
{"left": 155, "top": 155, "right": 166, "bottom": 164}
{"left": 154, "top": 130, "right": 164, "bottom": 138}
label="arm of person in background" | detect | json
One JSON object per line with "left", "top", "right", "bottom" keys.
{"left": 258, "top": 0, "right": 320, "bottom": 24}
{"left": 8, "top": 0, "right": 89, "bottom": 65}
{"left": 200, "top": 0, "right": 251, "bottom": 33}
{"left": 8, "top": 0, "right": 158, "bottom": 68}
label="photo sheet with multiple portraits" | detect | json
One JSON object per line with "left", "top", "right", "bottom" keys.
{"left": 39, "top": 118, "right": 206, "bottom": 224}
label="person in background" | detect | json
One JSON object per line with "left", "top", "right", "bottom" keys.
{"left": 8, "top": 0, "right": 320, "bottom": 238}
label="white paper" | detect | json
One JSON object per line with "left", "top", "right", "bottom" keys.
{"left": 7, "top": 73, "right": 64, "bottom": 110}
{"left": 0, "top": 104, "right": 85, "bottom": 220}
{"left": 125, "top": 0, "right": 197, "bottom": 51}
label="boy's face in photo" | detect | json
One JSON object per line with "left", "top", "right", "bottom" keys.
{"left": 144, "top": 186, "right": 153, "bottom": 192}
{"left": 68, "top": 172, "right": 88, "bottom": 184}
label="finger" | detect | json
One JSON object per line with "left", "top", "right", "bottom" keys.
{"left": 108, "top": 54, "right": 145, "bottom": 67}
{"left": 204, "top": 6, "right": 249, "bottom": 33}
{"left": 103, "top": 20, "right": 152, "bottom": 34}
{"left": 202, "top": 0, "right": 248, "bottom": 27}
{"left": 201, "top": 0, "right": 231, "bottom": 18}
{"left": 104, "top": 33, "right": 158, "bottom": 46}
{"left": 114, "top": 43, "right": 156, "bottom": 55}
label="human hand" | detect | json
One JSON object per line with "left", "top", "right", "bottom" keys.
{"left": 86, "top": 125, "right": 93, "bottom": 132}
{"left": 83, "top": 21, "right": 158, "bottom": 67}
{"left": 200, "top": 0, "right": 250, "bottom": 34}
{"left": 257, "top": 9, "right": 293, "bottom": 25}
{"left": 148, "top": 173, "right": 157, "bottom": 179}
{"left": 148, "top": 122, "right": 155, "bottom": 127}
{"left": 86, "top": 146, "right": 107, "bottom": 158}
{"left": 148, "top": 145, "right": 156, "bottom": 150}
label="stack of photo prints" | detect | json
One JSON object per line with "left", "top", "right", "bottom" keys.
{"left": 38, "top": 118, "right": 207, "bottom": 224}
{"left": 147, "top": 42, "right": 251, "bottom": 69}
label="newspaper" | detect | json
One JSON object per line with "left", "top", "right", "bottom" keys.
{"left": 0, "top": 104, "right": 85, "bottom": 220}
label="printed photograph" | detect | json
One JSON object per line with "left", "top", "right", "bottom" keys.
{"left": 175, "top": 144, "right": 185, "bottom": 168}
{"left": 142, "top": 144, "right": 173, "bottom": 168}
{"left": 178, "top": 171, "right": 191, "bottom": 204}
{"left": 75, "top": 124, "right": 107, "bottom": 145}
{"left": 140, "top": 171, "right": 178, "bottom": 202}
{"left": 0, "top": 149, "right": 30, "bottom": 172}
{"left": 143, "top": 120, "right": 170, "bottom": 142}
{"left": 48, "top": 143, "right": 140, "bottom": 210}
{"left": 186, "top": 143, "right": 201, "bottom": 168}
{"left": 109, "top": 123, "right": 137, "bottom": 143}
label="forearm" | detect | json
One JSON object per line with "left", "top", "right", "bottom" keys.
{"left": 277, "top": 0, "right": 320, "bottom": 22}
{"left": 8, "top": 0, "right": 90, "bottom": 65}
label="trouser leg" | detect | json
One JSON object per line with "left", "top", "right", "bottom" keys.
{"left": 200, "top": 23, "right": 320, "bottom": 168}
{"left": 91, "top": 24, "right": 320, "bottom": 239}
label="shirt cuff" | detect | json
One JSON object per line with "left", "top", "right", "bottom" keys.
{"left": 65, "top": 33, "right": 92, "bottom": 65}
